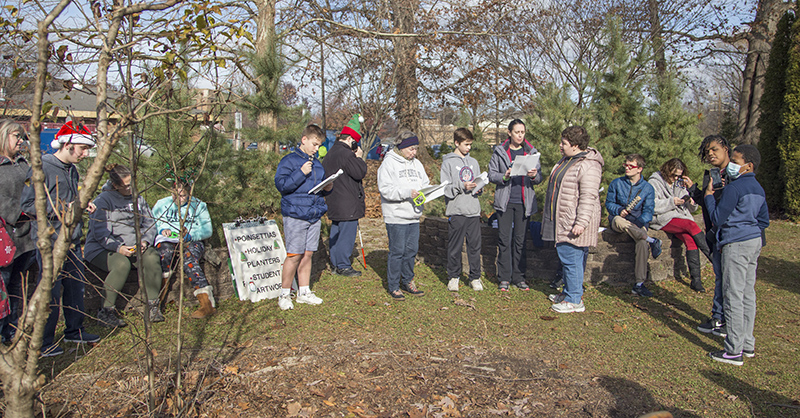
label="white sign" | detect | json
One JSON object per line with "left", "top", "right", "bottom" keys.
{"left": 223, "top": 220, "right": 287, "bottom": 302}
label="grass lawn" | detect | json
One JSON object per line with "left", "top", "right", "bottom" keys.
{"left": 38, "top": 220, "right": 800, "bottom": 417}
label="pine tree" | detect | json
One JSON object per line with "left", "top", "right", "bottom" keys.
{"left": 646, "top": 69, "right": 704, "bottom": 179}
{"left": 590, "top": 18, "right": 649, "bottom": 184}
{"left": 781, "top": 14, "right": 800, "bottom": 220}
{"left": 758, "top": 12, "right": 795, "bottom": 212}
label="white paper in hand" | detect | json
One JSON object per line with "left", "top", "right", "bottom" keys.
{"left": 308, "top": 169, "right": 343, "bottom": 194}
{"left": 472, "top": 172, "right": 489, "bottom": 195}
{"left": 509, "top": 153, "right": 541, "bottom": 177}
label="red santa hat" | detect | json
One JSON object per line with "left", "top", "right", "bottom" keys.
{"left": 51, "top": 121, "right": 95, "bottom": 149}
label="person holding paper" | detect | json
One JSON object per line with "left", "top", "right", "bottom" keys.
{"left": 274, "top": 124, "right": 333, "bottom": 311}
{"left": 488, "top": 119, "right": 543, "bottom": 291}
{"left": 441, "top": 128, "right": 484, "bottom": 292}
{"left": 543, "top": 126, "right": 604, "bottom": 313}
{"left": 322, "top": 114, "right": 367, "bottom": 277}
{"left": 377, "top": 131, "right": 430, "bottom": 300}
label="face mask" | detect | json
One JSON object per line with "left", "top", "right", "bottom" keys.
{"left": 726, "top": 162, "right": 742, "bottom": 179}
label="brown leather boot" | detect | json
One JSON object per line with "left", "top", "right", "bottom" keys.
{"left": 192, "top": 288, "right": 217, "bottom": 319}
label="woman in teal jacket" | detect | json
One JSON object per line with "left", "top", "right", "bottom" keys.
{"left": 152, "top": 181, "right": 215, "bottom": 319}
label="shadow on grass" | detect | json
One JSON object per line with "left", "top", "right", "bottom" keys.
{"left": 754, "top": 255, "right": 800, "bottom": 296}
{"left": 595, "top": 375, "right": 701, "bottom": 418}
{"left": 365, "top": 250, "right": 388, "bottom": 292}
{"left": 595, "top": 282, "right": 719, "bottom": 354}
{"left": 701, "top": 369, "right": 800, "bottom": 417}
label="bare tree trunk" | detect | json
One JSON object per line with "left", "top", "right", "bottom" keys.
{"left": 255, "top": 0, "right": 278, "bottom": 131}
{"left": 736, "top": 0, "right": 792, "bottom": 145}
{"left": 649, "top": 0, "right": 666, "bottom": 78}
{"left": 390, "top": 0, "right": 420, "bottom": 133}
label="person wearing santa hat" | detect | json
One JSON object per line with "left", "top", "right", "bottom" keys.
{"left": 21, "top": 120, "right": 100, "bottom": 357}
{"left": 322, "top": 114, "right": 367, "bottom": 277}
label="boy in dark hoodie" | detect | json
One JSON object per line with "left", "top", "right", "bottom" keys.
{"left": 21, "top": 121, "right": 100, "bottom": 357}
{"left": 704, "top": 145, "right": 769, "bottom": 366}
{"left": 441, "top": 128, "right": 484, "bottom": 292}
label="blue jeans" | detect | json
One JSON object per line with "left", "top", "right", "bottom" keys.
{"left": 711, "top": 243, "right": 725, "bottom": 321}
{"left": 556, "top": 243, "right": 588, "bottom": 304}
{"left": 36, "top": 247, "right": 88, "bottom": 346}
{"left": 385, "top": 223, "right": 419, "bottom": 292}
{"left": 329, "top": 220, "right": 359, "bottom": 270}
{"left": 0, "top": 250, "right": 36, "bottom": 342}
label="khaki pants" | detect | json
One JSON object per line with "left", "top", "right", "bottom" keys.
{"left": 611, "top": 216, "right": 650, "bottom": 283}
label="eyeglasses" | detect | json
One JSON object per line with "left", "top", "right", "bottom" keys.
{"left": 623, "top": 164, "right": 639, "bottom": 170}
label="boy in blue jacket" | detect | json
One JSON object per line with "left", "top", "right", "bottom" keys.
{"left": 274, "top": 124, "right": 332, "bottom": 311}
{"left": 704, "top": 144, "right": 769, "bottom": 366}
{"left": 605, "top": 154, "right": 662, "bottom": 297}
{"left": 152, "top": 181, "right": 215, "bottom": 319}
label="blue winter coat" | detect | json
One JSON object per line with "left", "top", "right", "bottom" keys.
{"left": 704, "top": 172, "right": 769, "bottom": 248}
{"left": 606, "top": 176, "right": 655, "bottom": 228}
{"left": 274, "top": 149, "right": 328, "bottom": 222}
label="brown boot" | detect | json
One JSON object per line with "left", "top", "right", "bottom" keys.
{"left": 191, "top": 286, "right": 217, "bottom": 319}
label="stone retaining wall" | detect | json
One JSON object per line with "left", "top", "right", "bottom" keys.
{"left": 419, "top": 216, "right": 705, "bottom": 285}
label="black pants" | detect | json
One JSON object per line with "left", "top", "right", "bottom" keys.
{"left": 447, "top": 215, "right": 482, "bottom": 281}
{"left": 496, "top": 203, "right": 527, "bottom": 284}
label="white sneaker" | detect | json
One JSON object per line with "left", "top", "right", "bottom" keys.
{"left": 278, "top": 294, "right": 294, "bottom": 311}
{"left": 470, "top": 279, "right": 484, "bottom": 291}
{"left": 551, "top": 300, "right": 585, "bottom": 313}
{"left": 548, "top": 293, "right": 566, "bottom": 303}
{"left": 162, "top": 270, "right": 172, "bottom": 279}
{"left": 296, "top": 291, "right": 323, "bottom": 305}
{"left": 447, "top": 278, "right": 460, "bottom": 291}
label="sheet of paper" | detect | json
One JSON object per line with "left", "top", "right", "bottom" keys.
{"left": 416, "top": 181, "right": 449, "bottom": 204}
{"left": 471, "top": 172, "right": 489, "bottom": 195}
{"left": 308, "top": 168, "right": 343, "bottom": 194}
{"left": 510, "top": 153, "right": 541, "bottom": 177}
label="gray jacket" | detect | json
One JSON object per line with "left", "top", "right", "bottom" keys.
{"left": 21, "top": 154, "right": 84, "bottom": 244}
{"left": 647, "top": 171, "right": 698, "bottom": 230}
{"left": 488, "top": 138, "right": 543, "bottom": 217}
{"left": 84, "top": 181, "right": 156, "bottom": 262}
{"left": 0, "top": 154, "right": 35, "bottom": 257}
{"left": 440, "top": 152, "right": 482, "bottom": 217}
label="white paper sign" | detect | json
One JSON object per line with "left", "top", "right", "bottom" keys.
{"left": 510, "top": 153, "right": 541, "bottom": 177}
{"left": 223, "top": 220, "right": 287, "bottom": 302}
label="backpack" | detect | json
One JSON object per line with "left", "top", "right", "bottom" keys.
{"left": 0, "top": 216, "right": 17, "bottom": 267}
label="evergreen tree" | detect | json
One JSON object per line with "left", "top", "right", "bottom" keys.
{"left": 590, "top": 18, "right": 650, "bottom": 185}
{"left": 758, "top": 11, "right": 795, "bottom": 212}
{"left": 646, "top": 69, "right": 704, "bottom": 179}
{"left": 781, "top": 14, "right": 800, "bottom": 220}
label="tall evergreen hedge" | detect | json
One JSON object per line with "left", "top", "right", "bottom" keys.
{"left": 780, "top": 13, "right": 800, "bottom": 220}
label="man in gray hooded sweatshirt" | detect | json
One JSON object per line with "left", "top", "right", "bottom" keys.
{"left": 21, "top": 121, "right": 100, "bottom": 357}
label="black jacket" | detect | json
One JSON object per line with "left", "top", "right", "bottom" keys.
{"left": 322, "top": 140, "right": 367, "bottom": 221}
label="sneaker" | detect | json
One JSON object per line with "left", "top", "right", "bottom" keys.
{"left": 64, "top": 330, "right": 100, "bottom": 344}
{"left": 278, "top": 294, "right": 294, "bottom": 310}
{"left": 401, "top": 281, "right": 425, "bottom": 296}
{"left": 296, "top": 291, "right": 323, "bottom": 305}
{"left": 709, "top": 350, "right": 743, "bottom": 366}
{"left": 650, "top": 239, "right": 662, "bottom": 259}
{"left": 697, "top": 317, "right": 724, "bottom": 334}
{"left": 712, "top": 325, "right": 728, "bottom": 338}
{"left": 549, "top": 276, "right": 564, "bottom": 289}
{"left": 162, "top": 270, "right": 172, "bottom": 279}
{"left": 448, "top": 278, "right": 460, "bottom": 291}
{"left": 40, "top": 344, "right": 64, "bottom": 358}
{"left": 498, "top": 281, "right": 510, "bottom": 292}
{"left": 632, "top": 283, "right": 653, "bottom": 297}
{"left": 389, "top": 290, "right": 405, "bottom": 301}
{"left": 551, "top": 300, "right": 586, "bottom": 313}
{"left": 149, "top": 302, "right": 165, "bottom": 323}
{"left": 98, "top": 307, "right": 127, "bottom": 328}
{"left": 514, "top": 281, "right": 530, "bottom": 291}
{"left": 743, "top": 349, "right": 755, "bottom": 358}
{"left": 470, "top": 279, "right": 484, "bottom": 291}
{"left": 335, "top": 267, "right": 362, "bottom": 277}
{"left": 548, "top": 293, "right": 566, "bottom": 303}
